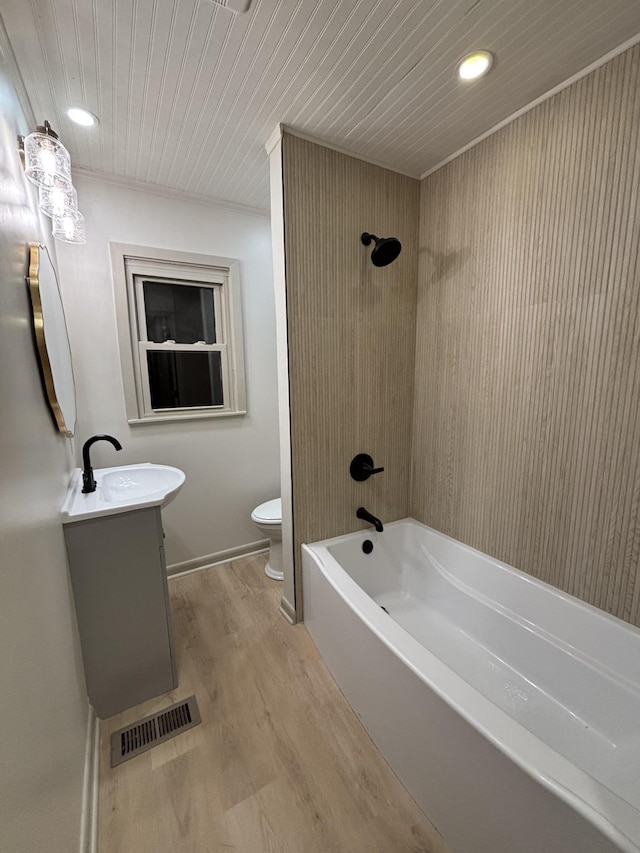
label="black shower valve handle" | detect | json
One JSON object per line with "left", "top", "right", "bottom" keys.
{"left": 350, "top": 453, "right": 385, "bottom": 482}
{"left": 365, "top": 463, "right": 385, "bottom": 475}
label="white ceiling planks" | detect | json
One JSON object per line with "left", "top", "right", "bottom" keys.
{"left": 2, "top": 0, "right": 640, "bottom": 211}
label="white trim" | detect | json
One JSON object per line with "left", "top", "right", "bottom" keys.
{"left": 420, "top": 32, "right": 640, "bottom": 180}
{"left": 279, "top": 595, "right": 297, "bottom": 625}
{"left": 110, "top": 243, "right": 246, "bottom": 423}
{"left": 127, "top": 409, "right": 246, "bottom": 425}
{"left": 78, "top": 704, "right": 100, "bottom": 853}
{"left": 264, "top": 124, "right": 283, "bottom": 157}
{"left": 72, "top": 166, "right": 270, "bottom": 219}
{"left": 167, "top": 540, "right": 269, "bottom": 577}
{"left": 278, "top": 124, "right": 418, "bottom": 179}
{"left": 268, "top": 135, "right": 298, "bottom": 617}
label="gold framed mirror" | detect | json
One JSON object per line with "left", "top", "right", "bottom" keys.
{"left": 26, "top": 242, "right": 77, "bottom": 437}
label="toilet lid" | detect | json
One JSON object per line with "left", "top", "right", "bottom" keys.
{"left": 251, "top": 498, "right": 281, "bottom": 524}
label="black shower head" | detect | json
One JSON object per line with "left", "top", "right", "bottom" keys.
{"left": 361, "top": 232, "right": 402, "bottom": 267}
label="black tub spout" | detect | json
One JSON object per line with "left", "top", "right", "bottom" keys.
{"left": 356, "top": 506, "right": 383, "bottom": 533}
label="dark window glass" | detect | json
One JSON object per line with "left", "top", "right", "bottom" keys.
{"left": 143, "top": 280, "right": 216, "bottom": 344}
{"left": 147, "top": 351, "right": 223, "bottom": 409}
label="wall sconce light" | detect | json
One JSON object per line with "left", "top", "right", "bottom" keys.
{"left": 23, "top": 121, "right": 72, "bottom": 190}
{"left": 52, "top": 210, "right": 86, "bottom": 244}
{"left": 19, "top": 120, "right": 86, "bottom": 245}
{"left": 39, "top": 183, "right": 78, "bottom": 219}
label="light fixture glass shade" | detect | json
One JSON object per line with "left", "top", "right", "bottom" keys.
{"left": 39, "top": 182, "right": 78, "bottom": 218}
{"left": 52, "top": 210, "right": 86, "bottom": 244}
{"left": 24, "top": 128, "right": 72, "bottom": 190}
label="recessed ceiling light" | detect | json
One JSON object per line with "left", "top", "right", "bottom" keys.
{"left": 457, "top": 51, "right": 494, "bottom": 81}
{"left": 66, "top": 107, "right": 99, "bottom": 127}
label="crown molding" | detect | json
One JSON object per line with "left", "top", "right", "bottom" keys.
{"left": 71, "top": 167, "right": 270, "bottom": 219}
{"left": 420, "top": 31, "right": 640, "bottom": 181}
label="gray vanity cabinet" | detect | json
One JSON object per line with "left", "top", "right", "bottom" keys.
{"left": 64, "top": 506, "right": 177, "bottom": 719}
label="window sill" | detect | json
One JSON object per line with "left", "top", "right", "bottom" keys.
{"left": 128, "top": 410, "right": 247, "bottom": 425}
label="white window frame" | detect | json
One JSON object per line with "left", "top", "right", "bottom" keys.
{"left": 111, "top": 244, "right": 247, "bottom": 424}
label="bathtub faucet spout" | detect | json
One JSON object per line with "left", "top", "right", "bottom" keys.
{"left": 356, "top": 506, "right": 384, "bottom": 533}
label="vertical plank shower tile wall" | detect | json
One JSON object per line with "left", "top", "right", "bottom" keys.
{"left": 282, "top": 133, "right": 420, "bottom": 603}
{"left": 413, "top": 44, "right": 640, "bottom": 627}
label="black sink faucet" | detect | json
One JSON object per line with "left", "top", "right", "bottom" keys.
{"left": 82, "top": 434, "right": 123, "bottom": 493}
{"left": 356, "top": 506, "right": 384, "bottom": 533}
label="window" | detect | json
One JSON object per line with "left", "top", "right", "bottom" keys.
{"left": 111, "top": 245, "right": 246, "bottom": 423}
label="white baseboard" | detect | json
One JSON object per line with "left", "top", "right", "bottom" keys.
{"left": 78, "top": 704, "right": 100, "bottom": 853}
{"left": 167, "top": 540, "right": 269, "bottom": 578}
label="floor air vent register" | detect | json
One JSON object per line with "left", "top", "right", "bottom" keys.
{"left": 110, "top": 695, "right": 201, "bottom": 767}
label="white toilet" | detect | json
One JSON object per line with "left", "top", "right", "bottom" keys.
{"left": 251, "top": 498, "right": 283, "bottom": 581}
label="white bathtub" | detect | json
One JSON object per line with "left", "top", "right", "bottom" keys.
{"left": 302, "top": 519, "right": 640, "bottom": 853}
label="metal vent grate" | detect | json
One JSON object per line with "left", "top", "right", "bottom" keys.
{"left": 111, "top": 695, "right": 201, "bottom": 767}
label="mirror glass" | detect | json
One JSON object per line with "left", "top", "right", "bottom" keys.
{"left": 27, "top": 242, "right": 77, "bottom": 436}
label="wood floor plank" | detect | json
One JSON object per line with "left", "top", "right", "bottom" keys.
{"left": 98, "top": 554, "right": 450, "bottom": 853}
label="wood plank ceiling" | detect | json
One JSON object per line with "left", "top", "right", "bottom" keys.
{"left": 3, "top": 0, "right": 640, "bottom": 210}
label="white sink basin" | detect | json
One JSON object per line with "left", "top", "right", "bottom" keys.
{"left": 101, "top": 465, "right": 184, "bottom": 504}
{"left": 62, "top": 463, "right": 186, "bottom": 523}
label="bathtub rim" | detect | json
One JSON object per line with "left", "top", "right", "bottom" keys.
{"left": 302, "top": 519, "right": 640, "bottom": 853}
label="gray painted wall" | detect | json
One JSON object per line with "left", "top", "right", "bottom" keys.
{"left": 0, "top": 42, "right": 89, "bottom": 853}
{"left": 56, "top": 175, "right": 280, "bottom": 569}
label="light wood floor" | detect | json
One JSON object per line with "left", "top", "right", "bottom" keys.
{"left": 98, "top": 554, "right": 450, "bottom": 853}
